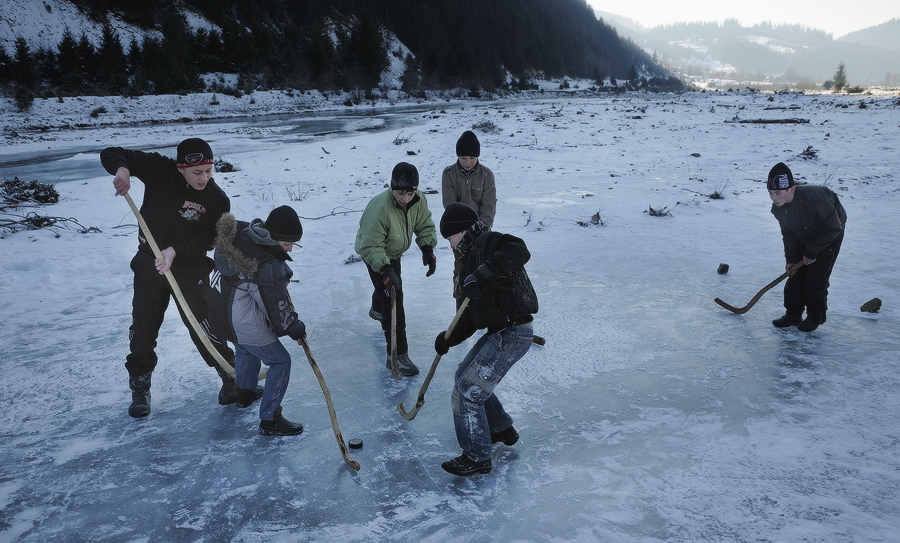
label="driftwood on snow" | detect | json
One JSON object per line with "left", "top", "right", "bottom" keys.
{"left": 725, "top": 117, "right": 809, "bottom": 124}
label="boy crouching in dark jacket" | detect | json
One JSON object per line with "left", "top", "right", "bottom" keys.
{"left": 434, "top": 203, "right": 538, "bottom": 476}
{"left": 212, "top": 206, "right": 307, "bottom": 436}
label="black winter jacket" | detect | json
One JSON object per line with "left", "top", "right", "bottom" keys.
{"left": 100, "top": 147, "right": 230, "bottom": 267}
{"left": 446, "top": 229, "right": 538, "bottom": 347}
{"left": 771, "top": 184, "right": 847, "bottom": 262}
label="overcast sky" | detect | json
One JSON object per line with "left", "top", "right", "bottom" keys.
{"left": 586, "top": 0, "right": 898, "bottom": 37}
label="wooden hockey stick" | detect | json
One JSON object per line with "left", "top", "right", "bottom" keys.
{"left": 299, "top": 337, "right": 361, "bottom": 471}
{"left": 397, "top": 298, "right": 470, "bottom": 421}
{"left": 124, "top": 193, "right": 266, "bottom": 380}
{"left": 389, "top": 286, "right": 401, "bottom": 379}
{"left": 714, "top": 262, "right": 804, "bottom": 314}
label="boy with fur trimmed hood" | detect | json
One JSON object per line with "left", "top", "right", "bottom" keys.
{"left": 212, "top": 206, "right": 307, "bottom": 436}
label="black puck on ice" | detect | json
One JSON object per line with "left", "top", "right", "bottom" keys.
{"left": 717, "top": 263, "right": 729, "bottom": 274}
{"left": 348, "top": 438, "right": 363, "bottom": 449}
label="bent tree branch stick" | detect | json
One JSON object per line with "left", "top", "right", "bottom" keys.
{"left": 299, "top": 337, "right": 360, "bottom": 471}
{"left": 389, "top": 286, "right": 401, "bottom": 379}
{"left": 123, "top": 193, "right": 267, "bottom": 380}
{"left": 397, "top": 298, "right": 470, "bottom": 421}
{"left": 714, "top": 262, "right": 804, "bottom": 314}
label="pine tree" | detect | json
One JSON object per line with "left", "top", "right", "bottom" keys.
{"left": 98, "top": 22, "right": 128, "bottom": 95}
{"left": 832, "top": 61, "right": 847, "bottom": 92}
{"left": 13, "top": 37, "right": 39, "bottom": 109}
{"left": 0, "top": 45, "right": 12, "bottom": 85}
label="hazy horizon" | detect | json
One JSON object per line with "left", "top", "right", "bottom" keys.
{"left": 587, "top": 0, "right": 898, "bottom": 37}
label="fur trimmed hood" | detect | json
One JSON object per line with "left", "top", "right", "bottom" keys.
{"left": 214, "top": 213, "right": 260, "bottom": 278}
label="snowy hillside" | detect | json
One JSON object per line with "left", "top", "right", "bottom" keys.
{"left": 0, "top": 0, "right": 151, "bottom": 54}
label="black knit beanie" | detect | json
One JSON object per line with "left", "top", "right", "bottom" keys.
{"left": 767, "top": 162, "right": 794, "bottom": 190}
{"left": 456, "top": 130, "right": 480, "bottom": 157}
{"left": 176, "top": 138, "right": 214, "bottom": 168}
{"left": 391, "top": 162, "right": 419, "bottom": 191}
{"left": 440, "top": 202, "right": 480, "bottom": 238}
{"left": 265, "top": 205, "right": 303, "bottom": 242}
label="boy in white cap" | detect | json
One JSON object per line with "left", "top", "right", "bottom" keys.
{"left": 767, "top": 162, "right": 847, "bottom": 332}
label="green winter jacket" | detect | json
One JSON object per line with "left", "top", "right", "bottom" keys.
{"left": 354, "top": 188, "right": 437, "bottom": 271}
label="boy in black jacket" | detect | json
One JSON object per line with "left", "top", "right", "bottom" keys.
{"left": 434, "top": 203, "right": 538, "bottom": 476}
{"left": 767, "top": 162, "right": 847, "bottom": 332}
{"left": 101, "top": 138, "right": 236, "bottom": 417}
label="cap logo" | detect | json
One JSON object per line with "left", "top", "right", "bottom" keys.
{"left": 183, "top": 152, "right": 206, "bottom": 165}
{"left": 775, "top": 174, "right": 790, "bottom": 189}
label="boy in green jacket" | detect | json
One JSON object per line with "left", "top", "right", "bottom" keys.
{"left": 354, "top": 162, "right": 438, "bottom": 376}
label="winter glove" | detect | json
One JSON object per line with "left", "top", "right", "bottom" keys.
{"left": 434, "top": 330, "right": 451, "bottom": 356}
{"left": 380, "top": 265, "right": 401, "bottom": 297}
{"left": 287, "top": 319, "right": 307, "bottom": 341}
{"left": 461, "top": 264, "right": 492, "bottom": 300}
{"left": 421, "top": 246, "right": 436, "bottom": 277}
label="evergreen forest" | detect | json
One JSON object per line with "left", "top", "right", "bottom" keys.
{"left": 0, "top": 0, "right": 681, "bottom": 104}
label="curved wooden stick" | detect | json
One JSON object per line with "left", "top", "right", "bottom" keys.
{"left": 398, "top": 298, "right": 470, "bottom": 421}
{"left": 299, "top": 337, "right": 361, "bottom": 471}
{"left": 123, "top": 193, "right": 266, "bottom": 380}
{"left": 714, "top": 262, "right": 804, "bottom": 314}
{"left": 389, "top": 286, "right": 401, "bottom": 379}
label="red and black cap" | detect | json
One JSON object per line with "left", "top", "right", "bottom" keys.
{"left": 176, "top": 138, "right": 214, "bottom": 168}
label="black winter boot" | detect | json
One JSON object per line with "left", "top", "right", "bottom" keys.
{"left": 491, "top": 426, "right": 519, "bottom": 446}
{"left": 385, "top": 353, "right": 419, "bottom": 376}
{"left": 215, "top": 365, "right": 238, "bottom": 405}
{"left": 772, "top": 313, "right": 802, "bottom": 328}
{"left": 128, "top": 373, "right": 152, "bottom": 418}
{"left": 797, "top": 314, "right": 824, "bottom": 332}
{"left": 259, "top": 406, "right": 304, "bottom": 436}
{"left": 235, "top": 385, "right": 265, "bottom": 408}
{"left": 441, "top": 454, "right": 492, "bottom": 476}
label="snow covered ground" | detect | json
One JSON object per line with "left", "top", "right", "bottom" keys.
{"left": 1, "top": 89, "right": 899, "bottom": 542}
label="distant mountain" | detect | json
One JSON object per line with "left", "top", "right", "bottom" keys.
{"left": 595, "top": 11, "right": 900, "bottom": 88}
{"left": 838, "top": 18, "right": 900, "bottom": 52}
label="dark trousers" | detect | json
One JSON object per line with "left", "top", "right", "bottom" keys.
{"left": 783, "top": 231, "right": 844, "bottom": 321}
{"left": 366, "top": 257, "right": 408, "bottom": 355}
{"left": 126, "top": 251, "right": 233, "bottom": 377}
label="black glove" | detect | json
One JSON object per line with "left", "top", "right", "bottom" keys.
{"left": 380, "top": 265, "right": 401, "bottom": 297}
{"left": 462, "top": 264, "right": 492, "bottom": 300}
{"left": 434, "top": 330, "right": 451, "bottom": 356}
{"left": 421, "top": 246, "right": 436, "bottom": 277}
{"left": 288, "top": 319, "right": 306, "bottom": 341}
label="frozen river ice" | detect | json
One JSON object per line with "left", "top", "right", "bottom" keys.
{"left": 1, "top": 90, "right": 899, "bottom": 542}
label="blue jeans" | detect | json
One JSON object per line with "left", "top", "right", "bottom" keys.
{"left": 452, "top": 323, "right": 533, "bottom": 462}
{"left": 234, "top": 340, "right": 292, "bottom": 421}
